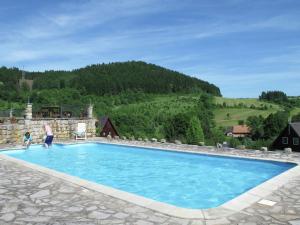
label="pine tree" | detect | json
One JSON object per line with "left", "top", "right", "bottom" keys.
{"left": 186, "top": 116, "right": 204, "bottom": 145}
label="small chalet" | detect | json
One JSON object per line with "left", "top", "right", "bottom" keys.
{"left": 271, "top": 122, "right": 300, "bottom": 152}
{"left": 98, "top": 116, "right": 119, "bottom": 138}
{"left": 226, "top": 125, "right": 251, "bottom": 138}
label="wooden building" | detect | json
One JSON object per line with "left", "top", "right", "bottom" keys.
{"left": 33, "top": 106, "right": 73, "bottom": 118}
{"left": 98, "top": 116, "right": 119, "bottom": 138}
{"left": 225, "top": 125, "right": 251, "bottom": 138}
{"left": 34, "top": 106, "right": 61, "bottom": 118}
{"left": 271, "top": 122, "right": 300, "bottom": 152}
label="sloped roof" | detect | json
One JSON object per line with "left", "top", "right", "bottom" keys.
{"left": 100, "top": 116, "right": 109, "bottom": 129}
{"left": 98, "top": 116, "right": 119, "bottom": 136}
{"left": 291, "top": 122, "right": 300, "bottom": 136}
{"left": 232, "top": 125, "right": 251, "bottom": 134}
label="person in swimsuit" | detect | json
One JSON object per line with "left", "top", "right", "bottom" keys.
{"left": 23, "top": 132, "right": 32, "bottom": 148}
{"left": 44, "top": 124, "right": 53, "bottom": 148}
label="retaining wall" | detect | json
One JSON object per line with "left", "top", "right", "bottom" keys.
{"left": 0, "top": 119, "right": 96, "bottom": 144}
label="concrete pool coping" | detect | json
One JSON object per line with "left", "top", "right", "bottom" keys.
{"left": 0, "top": 140, "right": 299, "bottom": 219}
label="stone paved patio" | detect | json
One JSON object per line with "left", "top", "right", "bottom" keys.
{"left": 0, "top": 139, "right": 300, "bottom": 224}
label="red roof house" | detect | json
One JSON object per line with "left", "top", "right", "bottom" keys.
{"left": 226, "top": 125, "right": 251, "bottom": 137}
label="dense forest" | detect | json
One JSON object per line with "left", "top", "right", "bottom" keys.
{"left": 0, "top": 61, "right": 220, "bottom": 103}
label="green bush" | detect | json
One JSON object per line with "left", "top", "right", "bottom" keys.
{"left": 164, "top": 113, "right": 190, "bottom": 143}
{"left": 247, "top": 139, "right": 273, "bottom": 150}
{"left": 205, "top": 127, "right": 226, "bottom": 146}
{"left": 186, "top": 116, "right": 204, "bottom": 145}
{"left": 227, "top": 137, "right": 241, "bottom": 148}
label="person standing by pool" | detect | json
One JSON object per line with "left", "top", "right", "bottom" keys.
{"left": 23, "top": 132, "right": 32, "bottom": 148}
{"left": 44, "top": 124, "right": 54, "bottom": 148}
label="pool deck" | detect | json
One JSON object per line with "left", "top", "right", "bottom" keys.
{"left": 0, "top": 138, "right": 300, "bottom": 224}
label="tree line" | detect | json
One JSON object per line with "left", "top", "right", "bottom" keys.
{"left": 259, "top": 90, "right": 300, "bottom": 109}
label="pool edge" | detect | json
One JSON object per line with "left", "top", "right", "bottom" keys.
{"left": 0, "top": 141, "right": 299, "bottom": 219}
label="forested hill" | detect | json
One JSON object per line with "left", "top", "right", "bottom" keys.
{"left": 0, "top": 61, "right": 221, "bottom": 97}
{"left": 71, "top": 62, "right": 221, "bottom": 96}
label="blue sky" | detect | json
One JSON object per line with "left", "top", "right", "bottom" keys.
{"left": 1, "top": 0, "right": 300, "bottom": 97}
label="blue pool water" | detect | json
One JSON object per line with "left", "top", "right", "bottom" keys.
{"left": 1, "top": 143, "right": 295, "bottom": 209}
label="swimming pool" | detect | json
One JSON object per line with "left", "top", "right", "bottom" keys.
{"left": 1, "top": 143, "right": 295, "bottom": 209}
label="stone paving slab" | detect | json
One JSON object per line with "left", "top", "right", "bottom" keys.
{"left": 0, "top": 139, "right": 300, "bottom": 224}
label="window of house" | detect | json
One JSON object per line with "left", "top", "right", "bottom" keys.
{"left": 293, "top": 137, "right": 299, "bottom": 145}
{"left": 282, "top": 137, "right": 288, "bottom": 144}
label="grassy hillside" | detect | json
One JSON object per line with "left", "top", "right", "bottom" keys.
{"left": 112, "top": 94, "right": 300, "bottom": 134}
{"left": 112, "top": 94, "right": 198, "bottom": 115}
{"left": 291, "top": 107, "right": 300, "bottom": 117}
{"left": 214, "top": 108, "right": 279, "bottom": 127}
{"left": 214, "top": 97, "right": 280, "bottom": 109}
{"left": 109, "top": 94, "right": 283, "bottom": 137}
{"left": 214, "top": 97, "right": 281, "bottom": 127}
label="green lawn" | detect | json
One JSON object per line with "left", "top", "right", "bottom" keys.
{"left": 291, "top": 107, "right": 300, "bottom": 116}
{"left": 214, "top": 97, "right": 280, "bottom": 109}
{"left": 214, "top": 107, "right": 278, "bottom": 127}
{"left": 213, "top": 97, "right": 283, "bottom": 127}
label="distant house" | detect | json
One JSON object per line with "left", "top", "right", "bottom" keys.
{"left": 271, "top": 122, "right": 300, "bottom": 152}
{"left": 226, "top": 125, "right": 251, "bottom": 138}
{"left": 19, "top": 71, "right": 33, "bottom": 91}
{"left": 98, "top": 116, "right": 119, "bottom": 138}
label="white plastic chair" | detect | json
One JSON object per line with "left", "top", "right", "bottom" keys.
{"left": 74, "top": 123, "right": 87, "bottom": 140}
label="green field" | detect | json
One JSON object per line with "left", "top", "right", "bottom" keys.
{"left": 291, "top": 107, "right": 300, "bottom": 117}
{"left": 214, "top": 108, "right": 279, "bottom": 127}
{"left": 213, "top": 97, "right": 282, "bottom": 127}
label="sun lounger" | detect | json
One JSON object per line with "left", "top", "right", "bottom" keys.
{"left": 74, "top": 123, "right": 87, "bottom": 140}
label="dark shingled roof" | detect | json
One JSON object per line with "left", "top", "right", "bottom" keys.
{"left": 291, "top": 122, "right": 300, "bottom": 136}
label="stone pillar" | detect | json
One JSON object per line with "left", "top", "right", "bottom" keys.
{"left": 87, "top": 104, "right": 93, "bottom": 119}
{"left": 25, "top": 103, "right": 32, "bottom": 120}
{"left": 9, "top": 108, "right": 13, "bottom": 118}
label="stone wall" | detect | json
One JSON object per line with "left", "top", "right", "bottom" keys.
{"left": 0, "top": 118, "right": 97, "bottom": 144}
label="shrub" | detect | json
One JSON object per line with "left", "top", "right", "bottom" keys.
{"left": 247, "top": 139, "right": 273, "bottom": 150}
{"left": 227, "top": 137, "right": 241, "bottom": 148}
{"left": 164, "top": 113, "right": 190, "bottom": 142}
{"left": 186, "top": 116, "right": 204, "bottom": 145}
